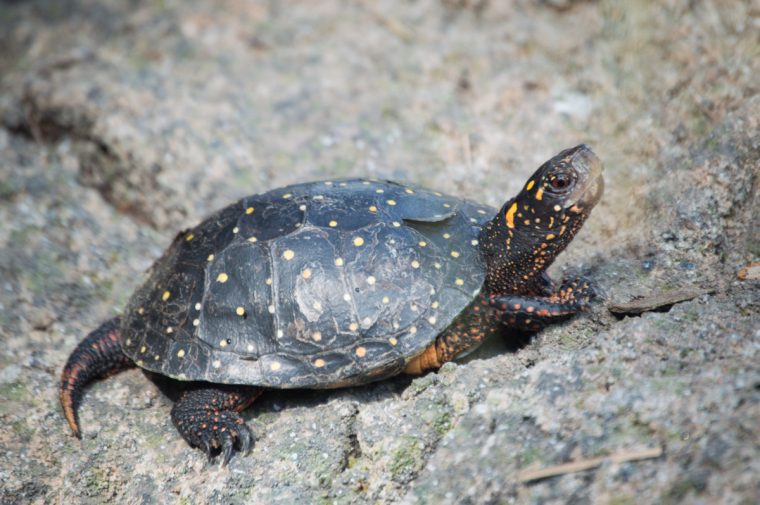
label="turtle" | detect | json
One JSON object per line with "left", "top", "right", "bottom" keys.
{"left": 61, "top": 144, "right": 604, "bottom": 464}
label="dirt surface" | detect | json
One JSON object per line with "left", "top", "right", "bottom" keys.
{"left": 1, "top": 1, "right": 758, "bottom": 504}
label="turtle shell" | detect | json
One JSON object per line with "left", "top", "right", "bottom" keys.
{"left": 121, "top": 179, "right": 494, "bottom": 388}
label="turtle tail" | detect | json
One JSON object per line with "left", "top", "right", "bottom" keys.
{"left": 60, "top": 317, "right": 136, "bottom": 438}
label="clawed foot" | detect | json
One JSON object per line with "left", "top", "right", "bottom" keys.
{"left": 170, "top": 387, "right": 260, "bottom": 465}
{"left": 490, "top": 277, "right": 596, "bottom": 332}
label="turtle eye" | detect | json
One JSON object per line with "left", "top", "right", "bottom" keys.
{"left": 549, "top": 172, "right": 573, "bottom": 191}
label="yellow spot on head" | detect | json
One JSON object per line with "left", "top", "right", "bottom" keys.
{"left": 217, "top": 272, "right": 229, "bottom": 283}
{"left": 382, "top": 296, "right": 390, "bottom": 304}
{"left": 212, "top": 360, "right": 221, "bottom": 368}
{"left": 266, "top": 277, "right": 272, "bottom": 285}
{"left": 137, "top": 307, "right": 144, "bottom": 315}
{"left": 428, "top": 316, "right": 437, "bottom": 325}
{"left": 177, "top": 349, "right": 185, "bottom": 358}
{"left": 247, "top": 236, "right": 258, "bottom": 243}
{"left": 356, "top": 347, "right": 367, "bottom": 357}
{"left": 220, "top": 339, "right": 228, "bottom": 348}
{"left": 312, "top": 331, "right": 322, "bottom": 342}
{"left": 389, "top": 337, "right": 398, "bottom": 346}
{"left": 335, "top": 257, "right": 344, "bottom": 266}
{"left": 207, "top": 254, "right": 214, "bottom": 262}
{"left": 185, "top": 233, "right": 194, "bottom": 241}
{"left": 535, "top": 187, "right": 544, "bottom": 200}
{"left": 471, "top": 239, "right": 478, "bottom": 246}
{"left": 451, "top": 251, "right": 460, "bottom": 258}
{"left": 349, "top": 322, "right": 359, "bottom": 332}
{"left": 302, "top": 268, "right": 312, "bottom": 279}
{"left": 409, "top": 326, "right": 417, "bottom": 334}
{"left": 270, "top": 361, "right": 281, "bottom": 371}
{"left": 162, "top": 290, "right": 171, "bottom": 301}
{"left": 232, "top": 227, "right": 239, "bottom": 234}
{"left": 246, "top": 206, "right": 254, "bottom": 214}
{"left": 353, "top": 237, "right": 364, "bottom": 247}
{"left": 314, "top": 358, "right": 325, "bottom": 368}
{"left": 236, "top": 306, "right": 245, "bottom": 316}
{"left": 283, "top": 249, "right": 295, "bottom": 260}
{"left": 329, "top": 220, "right": 337, "bottom": 227}
{"left": 455, "top": 278, "right": 464, "bottom": 286}
{"left": 505, "top": 202, "right": 517, "bottom": 228}
{"left": 366, "top": 276, "right": 376, "bottom": 285}
{"left": 411, "top": 260, "right": 420, "bottom": 269}
{"left": 193, "top": 318, "right": 200, "bottom": 326}
{"left": 431, "top": 301, "right": 439, "bottom": 309}
{"left": 526, "top": 180, "right": 535, "bottom": 191}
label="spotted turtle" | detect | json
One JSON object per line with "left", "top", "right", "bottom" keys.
{"left": 61, "top": 145, "right": 604, "bottom": 463}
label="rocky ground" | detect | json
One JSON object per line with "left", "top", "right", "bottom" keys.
{"left": 0, "top": 1, "right": 758, "bottom": 504}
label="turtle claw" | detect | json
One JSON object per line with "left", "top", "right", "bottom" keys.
{"left": 170, "top": 387, "right": 260, "bottom": 465}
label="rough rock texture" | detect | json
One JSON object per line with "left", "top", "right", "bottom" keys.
{"left": 1, "top": 1, "right": 758, "bottom": 504}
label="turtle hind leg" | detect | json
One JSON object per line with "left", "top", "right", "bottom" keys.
{"left": 490, "top": 277, "right": 596, "bottom": 332}
{"left": 60, "top": 317, "right": 136, "bottom": 438}
{"left": 171, "top": 386, "right": 262, "bottom": 465}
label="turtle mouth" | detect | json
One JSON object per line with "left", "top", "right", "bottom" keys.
{"left": 563, "top": 145, "right": 604, "bottom": 210}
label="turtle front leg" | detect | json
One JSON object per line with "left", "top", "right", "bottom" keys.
{"left": 171, "top": 386, "right": 262, "bottom": 465}
{"left": 490, "top": 277, "right": 595, "bottom": 332}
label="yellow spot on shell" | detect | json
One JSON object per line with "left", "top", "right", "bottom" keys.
{"left": 329, "top": 220, "right": 338, "bottom": 227}
{"left": 162, "top": 290, "right": 170, "bottom": 301}
{"left": 387, "top": 199, "right": 397, "bottom": 206}
{"left": 154, "top": 355, "right": 160, "bottom": 361}
{"left": 369, "top": 205, "right": 378, "bottom": 212}
{"left": 236, "top": 306, "right": 245, "bottom": 316}
{"left": 392, "top": 221, "right": 401, "bottom": 227}
{"left": 554, "top": 204, "right": 562, "bottom": 212}
{"left": 471, "top": 239, "right": 479, "bottom": 246}
{"left": 431, "top": 301, "right": 439, "bottom": 309}
{"left": 428, "top": 316, "right": 437, "bottom": 325}
{"left": 192, "top": 318, "right": 200, "bottom": 326}
{"left": 526, "top": 180, "right": 535, "bottom": 191}
{"left": 266, "top": 277, "right": 272, "bottom": 285}
{"left": 217, "top": 272, "right": 229, "bottom": 283}
{"left": 389, "top": 337, "right": 398, "bottom": 346}
{"left": 335, "top": 257, "right": 344, "bottom": 266}
{"left": 140, "top": 346, "right": 147, "bottom": 353}
{"left": 375, "top": 189, "right": 384, "bottom": 194}
{"left": 505, "top": 202, "right": 517, "bottom": 228}
{"left": 546, "top": 233, "right": 556, "bottom": 240}
{"left": 535, "top": 187, "right": 544, "bottom": 201}
{"left": 356, "top": 347, "right": 367, "bottom": 357}
{"left": 185, "top": 233, "right": 194, "bottom": 241}
{"left": 443, "top": 203, "right": 451, "bottom": 208}
{"left": 366, "top": 276, "right": 376, "bottom": 285}
{"left": 270, "top": 361, "right": 281, "bottom": 371}
{"left": 353, "top": 237, "right": 364, "bottom": 247}
{"left": 443, "top": 233, "right": 451, "bottom": 239}
{"left": 382, "top": 296, "right": 390, "bottom": 304}
{"left": 247, "top": 236, "right": 258, "bottom": 243}
{"left": 419, "top": 241, "right": 427, "bottom": 247}
{"left": 283, "top": 250, "right": 295, "bottom": 260}
{"left": 314, "top": 358, "right": 325, "bottom": 368}
{"left": 302, "top": 268, "right": 312, "bottom": 279}
{"left": 219, "top": 339, "right": 228, "bottom": 348}
{"left": 349, "top": 322, "right": 359, "bottom": 332}
{"left": 451, "top": 251, "right": 460, "bottom": 258}
{"left": 411, "top": 260, "right": 420, "bottom": 269}
{"left": 166, "top": 328, "right": 173, "bottom": 335}
{"left": 232, "top": 227, "right": 239, "bottom": 234}
{"left": 246, "top": 207, "right": 254, "bottom": 214}
{"left": 282, "top": 193, "right": 292, "bottom": 199}
{"left": 137, "top": 307, "right": 144, "bottom": 315}
{"left": 177, "top": 349, "right": 185, "bottom": 358}
{"left": 207, "top": 254, "right": 215, "bottom": 262}
{"left": 409, "top": 326, "right": 417, "bottom": 334}
{"left": 312, "top": 331, "right": 322, "bottom": 341}
{"left": 212, "top": 360, "right": 221, "bottom": 368}
{"left": 405, "top": 188, "right": 415, "bottom": 194}
{"left": 455, "top": 278, "right": 464, "bottom": 286}
{"left": 195, "top": 303, "right": 201, "bottom": 310}
{"left": 313, "top": 301, "right": 322, "bottom": 311}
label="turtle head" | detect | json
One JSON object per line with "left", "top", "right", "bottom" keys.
{"left": 480, "top": 144, "right": 604, "bottom": 294}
